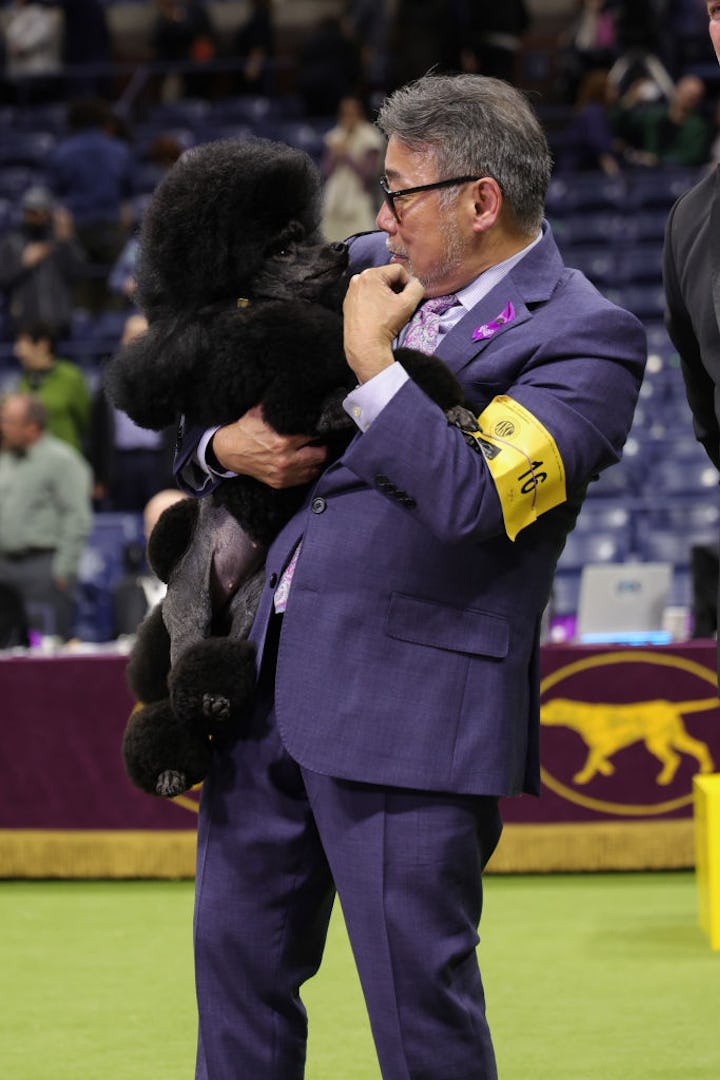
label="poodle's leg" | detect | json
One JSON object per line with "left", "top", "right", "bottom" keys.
{"left": 169, "top": 637, "right": 259, "bottom": 736}
{"left": 122, "top": 700, "right": 212, "bottom": 796}
{"left": 125, "top": 603, "right": 171, "bottom": 703}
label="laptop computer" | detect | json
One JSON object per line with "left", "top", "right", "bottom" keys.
{"left": 575, "top": 562, "right": 673, "bottom": 645}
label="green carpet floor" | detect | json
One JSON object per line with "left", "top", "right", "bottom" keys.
{"left": 2, "top": 872, "right": 718, "bottom": 1079}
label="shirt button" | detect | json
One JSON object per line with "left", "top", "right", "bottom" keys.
{"left": 268, "top": 573, "right": 278, "bottom": 587}
{"left": 311, "top": 497, "right": 327, "bottom": 514}
{"left": 352, "top": 406, "right": 362, "bottom": 418}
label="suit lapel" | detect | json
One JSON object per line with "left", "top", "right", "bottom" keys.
{"left": 436, "top": 281, "right": 530, "bottom": 374}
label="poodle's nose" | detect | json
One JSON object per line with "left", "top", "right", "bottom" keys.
{"left": 331, "top": 242, "right": 347, "bottom": 254}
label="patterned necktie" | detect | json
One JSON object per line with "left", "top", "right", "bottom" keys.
{"left": 402, "top": 294, "right": 458, "bottom": 354}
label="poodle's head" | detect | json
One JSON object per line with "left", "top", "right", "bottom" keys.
{"left": 135, "top": 137, "right": 331, "bottom": 314}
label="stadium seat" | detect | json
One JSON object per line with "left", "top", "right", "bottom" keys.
{"left": 0, "top": 131, "right": 56, "bottom": 167}
{"left": 652, "top": 458, "right": 720, "bottom": 495}
{"left": 0, "top": 166, "right": 46, "bottom": 200}
{"left": 545, "top": 172, "right": 626, "bottom": 216}
{"left": 551, "top": 210, "right": 623, "bottom": 247}
{"left": 146, "top": 98, "right": 211, "bottom": 127}
{"left": 562, "top": 244, "right": 617, "bottom": 285}
{"left": 605, "top": 283, "right": 666, "bottom": 321}
{"left": 626, "top": 166, "right": 699, "bottom": 210}
{"left": 556, "top": 529, "right": 630, "bottom": 572}
{"left": 617, "top": 242, "right": 664, "bottom": 283}
{"left": 74, "top": 512, "right": 144, "bottom": 642}
{"left": 636, "top": 529, "right": 693, "bottom": 567}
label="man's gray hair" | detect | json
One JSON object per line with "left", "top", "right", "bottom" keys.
{"left": 376, "top": 74, "right": 552, "bottom": 233}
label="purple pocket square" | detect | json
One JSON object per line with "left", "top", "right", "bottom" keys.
{"left": 472, "top": 301, "right": 515, "bottom": 341}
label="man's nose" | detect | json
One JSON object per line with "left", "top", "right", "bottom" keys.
{"left": 376, "top": 201, "right": 396, "bottom": 232}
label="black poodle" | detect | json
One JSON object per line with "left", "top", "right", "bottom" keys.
{"left": 104, "top": 137, "right": 470, "bottom": 797}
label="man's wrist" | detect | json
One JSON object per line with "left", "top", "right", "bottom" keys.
{"left": 197, "top": 425, "right": 235, "bottom": 477}
{"left": 205, "top": 432, "right": 223, "bottom": 472}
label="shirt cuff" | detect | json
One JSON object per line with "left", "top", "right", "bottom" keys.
{"left": 197, "top": 426, "right": 237, "bottom": 477}
{"left": 343, "top": 362, "right": 410, "bottom": 431}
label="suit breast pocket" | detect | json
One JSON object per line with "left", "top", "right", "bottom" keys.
{"left": 384, "top": 593, "right": 509, "bottom": 659}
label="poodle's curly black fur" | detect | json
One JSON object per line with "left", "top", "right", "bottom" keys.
{"left": 104, "top": 136, "right": 468, "bottom": 798}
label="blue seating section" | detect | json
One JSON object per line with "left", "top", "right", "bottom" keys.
{"left": 0, "top": 94, "right": 714, "bottom": 637}
{"left": 74, "top": 512, "right": 144, "bottom": 642}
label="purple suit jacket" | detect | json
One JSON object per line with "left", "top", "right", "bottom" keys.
{"left": 176, "top": 224, "right": 647, "bottom": 798}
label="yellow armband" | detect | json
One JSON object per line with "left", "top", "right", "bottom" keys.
{"left": 461, "top": 396, "right": 566, "bottom": 540}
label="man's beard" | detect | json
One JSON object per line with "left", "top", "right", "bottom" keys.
{"left": 405, "top": 215, "right": 473, "bottom": 292}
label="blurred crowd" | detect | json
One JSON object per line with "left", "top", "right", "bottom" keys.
{"left": 0, "top": 0, "right": 718, "bottom": 646}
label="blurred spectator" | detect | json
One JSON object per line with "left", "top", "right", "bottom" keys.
{"left": 89, "top": 312, "right": 175, "bottom": 512}
{"left": 151, "top": 0, "right": 218, "bottom": 102}
{"left": 625, "top": 73, "right": 710, "bottom": 167}
{"left": 1, "top": 0, "right": 62, "bottom": 104}
{"left": 0, "top": 185, "right": 86, "bottom": 341}
{"left": 0, "top": 582, "right": 30, "bottom": 648}
{"left": 12, "top": 321, "right": 91, "bottom": 454}
{"left": 556, "top": 0, "right": 618, "bottom": 104}
{"left": 320, "top": 95, "right": 384, "bottom": 242}
{"left": 131, "top": 131, "right": 184, "bottom": 198}
{"left": 296, "top": 16, "right": 363, "bottom": 117}
{"left": 608, "top": 0, "right": 675, "bottom": 102}
{"left": 108, "top": 234, "right": 140, "bottom": 305}
{"left": 112, "top": 487, "right": 187, "bottom": 638}
{"left": 557, "top": 68, "right": 621, "bottom": 175}
{"left": 0, "top": 393, "right": 92, "bottom": 641}
{"left": 342, "top": 0, "right": 391, "bottom": 95}
{"left": 47, "top": 98, "right": 134, "bottom": 312}
{"left": 231, "top": 0, "right": 275, "bottom": 95}
{"left": 388, "top": 1, "right": 462, "bottom": 91}
{"left": 58, "top": 0, "right": 112, "bottom": 99}
{"left": 459, "top": 0, "right": 531, "bottom": 84}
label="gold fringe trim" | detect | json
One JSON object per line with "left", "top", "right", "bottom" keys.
{"left": 486, "top": 819, "right": 696, "bottom": 873}
{"left": 0, "top": 820, "right": 696, "bottom": 878}
{"left": 0, "top": 830, "right": 198, "bottom": 879}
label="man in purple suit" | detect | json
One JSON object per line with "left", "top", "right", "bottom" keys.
{"left": 177, "top": 74, "right": 646, "bottom": 1078}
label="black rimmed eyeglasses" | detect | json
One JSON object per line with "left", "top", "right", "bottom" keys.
{"left": 379, "top": 174, "right": 478, "bottom": 221}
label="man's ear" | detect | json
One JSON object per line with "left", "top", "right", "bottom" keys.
{"left": 470, "top": 177, "right": 502, "bottom": 232}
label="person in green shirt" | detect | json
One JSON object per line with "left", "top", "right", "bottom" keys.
{"left": 13, "top": 321, "right": 91, "bottom": 454}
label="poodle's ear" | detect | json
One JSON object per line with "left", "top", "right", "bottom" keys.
{"left": 147, "top": 498, "right": 199, "bottom": 583}
{"left": 125, "top": 604, "right": 171, "bottom": 703}
{"left": 103, "top": 318, "right": 212, "bottom": 430}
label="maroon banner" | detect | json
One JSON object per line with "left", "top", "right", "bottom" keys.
{"left": 1, "top": 653, "right": 199, "bottom": 829}
{"left": 502, "top": 641, "right": 720, "bottom": 824}
{"left": 2, "top": 643, "right": 718, "bottom": 831}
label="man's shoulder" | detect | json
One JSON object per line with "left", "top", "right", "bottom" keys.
{"left": 39, "top": 433, "right": 90, "bottom": 472}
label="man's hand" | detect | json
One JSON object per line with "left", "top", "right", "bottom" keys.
{"left": 22, "top": 242, "right": 51, "bottom": 268}
{"left": 53, "top": 207, "right": 74, "bottom": 241}
{"left": 211, "top": 405, "right": 328, "bottom": 489}
{"left": 343, "top": 264, "right": 425, "bottom": 383}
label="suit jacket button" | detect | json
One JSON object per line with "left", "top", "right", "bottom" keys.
{"left": 311, "top": 497, "right": 327, "bottom": 514}
{"left": 268, "top": 572, "right": 278, "bottom": 587}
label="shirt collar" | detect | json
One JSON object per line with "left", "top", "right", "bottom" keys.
{"left": 454, "top": 229, "right": 543, "bottom": 314}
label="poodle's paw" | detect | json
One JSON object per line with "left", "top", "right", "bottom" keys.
{"left": 169, "top": 638, "right": 258, "bottom": 736}
{"left": 156, "top": 769, "right": 188, "bottom": 797}
{"left": 202, "top": 693, "right": 231, "bottom": 722}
